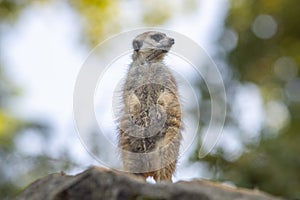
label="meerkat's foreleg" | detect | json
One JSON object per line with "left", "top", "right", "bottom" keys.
{"left": 152, "top": 91, "right": 182, "bottom": 182}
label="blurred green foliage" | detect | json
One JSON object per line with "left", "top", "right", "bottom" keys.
{"left": 197, "top": 0, "right": 300, "bottom": 199}
{"left": 70, "top": 0, "right": 183, "bottom": 46}
{"left": 70, "top": 0, "right": 121, "bottom": 46}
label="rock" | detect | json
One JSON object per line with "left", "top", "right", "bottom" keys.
{"left": 17, "top": 167, "right": 283, "bottom": 200}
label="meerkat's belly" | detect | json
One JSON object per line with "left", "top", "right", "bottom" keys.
{"left": 126, "top": 83, "right": 169, "bottom": 152}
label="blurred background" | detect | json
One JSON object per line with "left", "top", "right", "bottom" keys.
{"left": 0, "top": 0, "right": 299, "bottom": 199}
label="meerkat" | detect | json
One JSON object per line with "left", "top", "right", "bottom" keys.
{"left": 118, "top": 31, "right": 182, "bottom": 182}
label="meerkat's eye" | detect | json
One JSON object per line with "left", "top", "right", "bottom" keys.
{"left": 151, "top": 34, "right": 163, "bottom": 42}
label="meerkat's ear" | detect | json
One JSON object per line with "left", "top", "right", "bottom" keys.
{"left": 133, "top": 39, "right": 143, "bottom": 51}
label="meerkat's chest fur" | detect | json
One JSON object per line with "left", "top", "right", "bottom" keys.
{"left": 122, "top": 62, "right": 178, "bottom": 152}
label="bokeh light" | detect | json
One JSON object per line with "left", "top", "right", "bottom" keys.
{"left": 252, "top": 14, "right": 277, "bottom": 39}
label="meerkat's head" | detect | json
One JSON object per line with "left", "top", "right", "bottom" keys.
{"left": 132, "top": 31, "right": 174, "bottom": 63}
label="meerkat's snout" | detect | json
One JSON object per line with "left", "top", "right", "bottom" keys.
{"left": 169, "top": 37, "right": 175, "bottom": 45}
{"left": 160, "top": 37, "right": 174, "bottom": 52}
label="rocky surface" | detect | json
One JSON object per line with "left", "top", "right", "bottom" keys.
{"left": 17, "top": 167, "right": 283, "bottom": 200}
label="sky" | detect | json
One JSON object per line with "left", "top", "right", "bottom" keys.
{"left": 0, "top": 0, "right": 265, "bottom": 181}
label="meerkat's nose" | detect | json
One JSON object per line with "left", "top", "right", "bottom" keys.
{"left": 169, "top": 38, "right": 175, "bottom": 44}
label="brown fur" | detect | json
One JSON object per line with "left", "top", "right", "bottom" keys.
{"left": 119, "top": 31, "right": 182, "bottom": 182}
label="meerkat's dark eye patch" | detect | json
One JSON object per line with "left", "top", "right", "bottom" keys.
{"left": 151, "top": 34, "right": 163, "bottom": 42}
